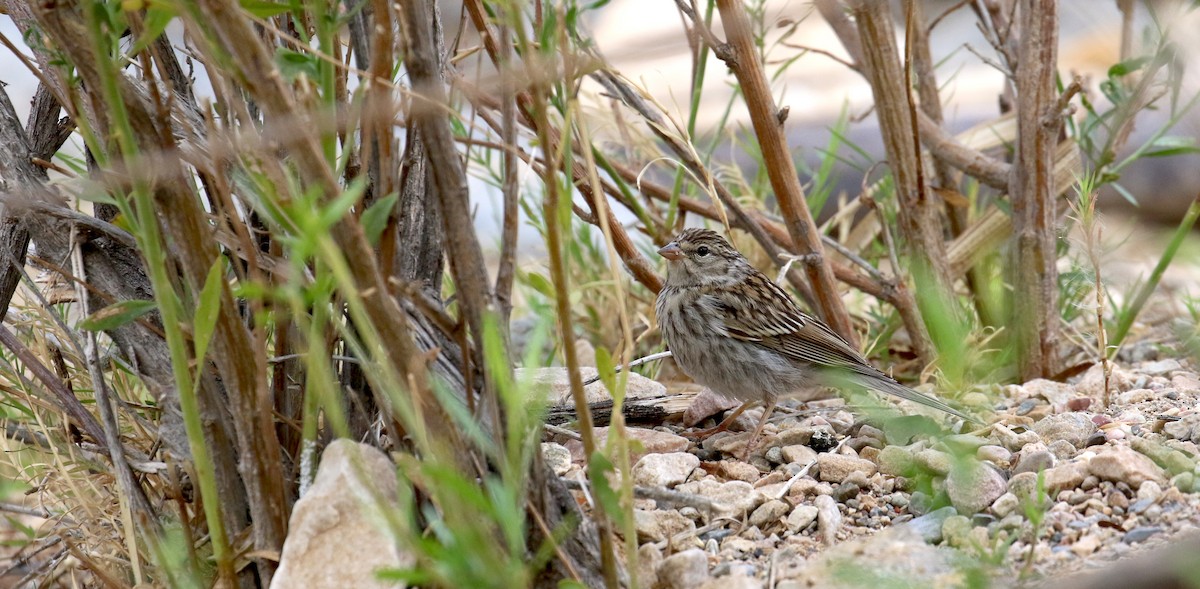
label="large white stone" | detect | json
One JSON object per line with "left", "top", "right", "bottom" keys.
{"left": 271, "top": 440, "right": 411, "bottom": 589}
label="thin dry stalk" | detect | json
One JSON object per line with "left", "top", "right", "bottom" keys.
{"left": 849, "top": 0, "right": 955, "bottom": 338}
{"left": 710, "top": 0, "right": 855, "bottom": 341}
{"left": 1008, "top": 0, "right": 1062, "bottom": 380}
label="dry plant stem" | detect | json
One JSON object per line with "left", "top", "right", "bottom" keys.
{"left": 458, "top": 2, "right": 662, "bottom": 297}
{"left": 591, "top": 71, "right": 815, "bottom": 305}
{"left": 189, "top": 0, "right": 455, "bottom": 456}
{"left": 907, "top": 0, "right": 985, "bottom": 327}
{"left": 0, "top": 325, "right": 108, "bottom": 450}
{"left": 460, "top": 0, "right": 620, "bottom": 580}
{"left": 531, "top": 85, "right": 623, "bottom": 589}
{"left": 711, "top": 0, "right": 855, "bottom": 343}
{"left": 399, "top": 0, "right": 493, "bottom": 328}
{"left": 850, "top": 0, "right": 955, "bottom": 333}
{"left": 460, "top": 81, "right": 664, "bottom": 293}
{"left": 1076, "top": 194, "right": 1111, "bottom": 407}
{"left": 1008, "top": 0, "right": 1061, "bottom": 380}
{"left": 495, "top": 19, "right": 520, "bottom": 324}
{"left": 398, "top": 0, "right": 506, "bottom": 417}
{"left": 42, "top": 15, "right": 286, "bottom": 582}
{"left": 0, "top": 90, "right": 37, "bottom": 318}
{"left": 69, "top": 227, "right": 161, "bottom": 540}
{"left": 816, "top": 1, "right": 1011, "bottom": 190}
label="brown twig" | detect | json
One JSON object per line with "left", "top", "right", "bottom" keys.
{"left": 1007, "top": 0, "right": 1061, "bottom": 380}
{"left": 710, "top": 0, "right": 856, "bottom": 342}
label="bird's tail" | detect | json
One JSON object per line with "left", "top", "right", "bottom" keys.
{"left": 852, "top": 372, "right": 980, "bottom": 424}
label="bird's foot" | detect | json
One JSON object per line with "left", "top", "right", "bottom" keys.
{"left": 681, "top": 401, "right": 756, "bottom": 439}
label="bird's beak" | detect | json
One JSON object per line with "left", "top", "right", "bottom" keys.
{"left": 658, "top": 242, "right": 684, "bottom": 260}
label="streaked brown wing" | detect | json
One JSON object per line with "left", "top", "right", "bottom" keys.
{"left": 712, "top": 271, "right": 872, "bottom": 372}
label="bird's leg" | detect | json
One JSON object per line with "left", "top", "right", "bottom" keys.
{"left": 739, "top": 398, "right": 777, "bottom": 461}
{"left": 681, "top": 400, "right": 757, "bottom": 439}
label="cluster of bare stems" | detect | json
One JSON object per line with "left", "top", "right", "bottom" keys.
{"left": 0, "top": 0, "right": 1181, "bottom": 587}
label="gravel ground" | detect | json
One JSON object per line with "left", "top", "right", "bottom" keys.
{"left": 546, "top": 329, "right": 1200, "bottom": 588}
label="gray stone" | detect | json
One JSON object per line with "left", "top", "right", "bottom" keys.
{"left": 656, "top": 548, "right": 710, "bottom": 589}
{"left": 676, "top": 479, "right": 765, "bottom": 518}
{"left": 1047, "top": 439, "right": 1078, "bottom": 460}
{"left": 635, "top": 509, "right": 695, "bottom": 543}
{"left": 941, "top": 515, "right": 973, "bottom": 547}
{"left": 1042, "top": 462, "right": 1089, "bottom": 493}
{"left": 1163, "top": 413, "right": 1200, "bottom": 443}
{"left": 1142, "top": 359, "right": 1181, "bottom": 376}
{"left": 946, "top": 462, "right": 1007, "bottom": 514}
{"left": 749, "top": 499, "right": 790, "bottom": 528}
{"left": 541, "top": 442, "right": 572, "bottom": 476}
{"left": 682, "top": 389, "right": 742, "bottom": 427}
{"left": 1122, "top": 526, "right": 1163, "bottom": 544}
{"left": 977, "top": 445, "right": 1012, "bottom": 468}
{"left": 716, "top": 460, "right": 761, "bottom": 483}
{"left": 990, "top": 492, "right": 1020, "bottom": 517}
{"left": 1012, "top": 450, "right": 1056, "bottom": 475}
{"left": 568, "top": 427, "right": 688, "bottom": 463}
{"left": 787, "top": 504, "right": 819, "bottom": 533}
{"left": 638, "top": 544, "right": 664, "bottom": 589}
{"left": 914, "top": 449, "right": 952, "bottom": 475}
{"left": 781, "top": 444, "right": 817, "bottom": 465}
{"left": 1022, "top": 379, "right": 1074, "bottom": 406}
{"left": 699, "top": 572, "right": 762, "bottom": 589}
{"left": 903, "top": 506, "right": 957, "bottom": 543}
{"left": 877, "top": 445, "right": 916, "bottom": 476}
{"left": 518, "top": 367, "right": 666, "bottom": 405}
{"left": 1033, "top": 412, "right": 1097, "bottom": 448}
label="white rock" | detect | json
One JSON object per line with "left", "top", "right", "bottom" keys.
{"left": 272, "top": 440, "right": 411, "bottom": 589}
{"left": 815, "top": 494, "right": 841, "bottom": 546}
{"left": 1089, "top": 445, "right": 1167, "bottom": 486}
{"left": 817, "top": 453, "right": 878, "bottom": 483}
{"left": 633, "top": 452, "right": 700, "bottom": 488}
{"left": 787, "top": 504, "right": 820, "bottom": 533}
{"left": 517, "top": 367, "right": 666, "bottom": 404}
{"left": 675, "top": 479, "right": 764, "bottom": 518}
{"left": 541, "top": 442, "right": 572, "bottom": 476}
{"left": 656, "top": 548, "right": 710, "bottom": 589}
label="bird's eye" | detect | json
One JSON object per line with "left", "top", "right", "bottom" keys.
{"left": 696, "top": 245, "right": 710, "bottom": 257}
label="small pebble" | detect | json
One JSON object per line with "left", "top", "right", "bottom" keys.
{"left": 1122, "top": 526, "right": 1163, "bottom": 544}
{"left": 815, "top": 494, "right": 842, "bottom": 546}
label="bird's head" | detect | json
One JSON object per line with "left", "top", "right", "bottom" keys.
{"left": 658, "top": 228, "right": 749, "bottom": 288}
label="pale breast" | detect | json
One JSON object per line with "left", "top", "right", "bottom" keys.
{"left": 657, "top": 288, "right": 814, "bottom": 403}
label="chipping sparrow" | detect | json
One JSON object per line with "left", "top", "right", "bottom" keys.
{"left": 655, "top": 228, "right": 975, "bottom": 452}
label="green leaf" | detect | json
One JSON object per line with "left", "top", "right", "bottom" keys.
{"left": 524, "top": 272, "right": 556, "bottom": 299}
{"left": 1144, "top": 135, "right": 1200, "bottom": 158}
{"left": 318, "top": 178, "right": 368, "bottom": 230}
{"left": 881, "top": 415, "right": 943, "bottom": 446}
{"left": 193, "top": 258, "right": 225, "bottom": 365}
{"left": 79, "top": 299, "right": 157, "bottom": 331}
{"left": 361, "top": 193, "right": 398, "bottom": 246}
{"left": 594, "top": 346, "right": 617, "bottom": 400}
{"left": 240, "top": 0, "right": 293, "bottom": 18}
{"left": 129, "top": 2, "right": 178, "bottom": 55}
{"left": 1107, "top": 56, "right": 1151, "bottom": 78}
{"left": 587, "top": 451, "right": 625, "bottom": 526}
{"left": 275, "top": 48, "right": 319, "bottom": 82}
